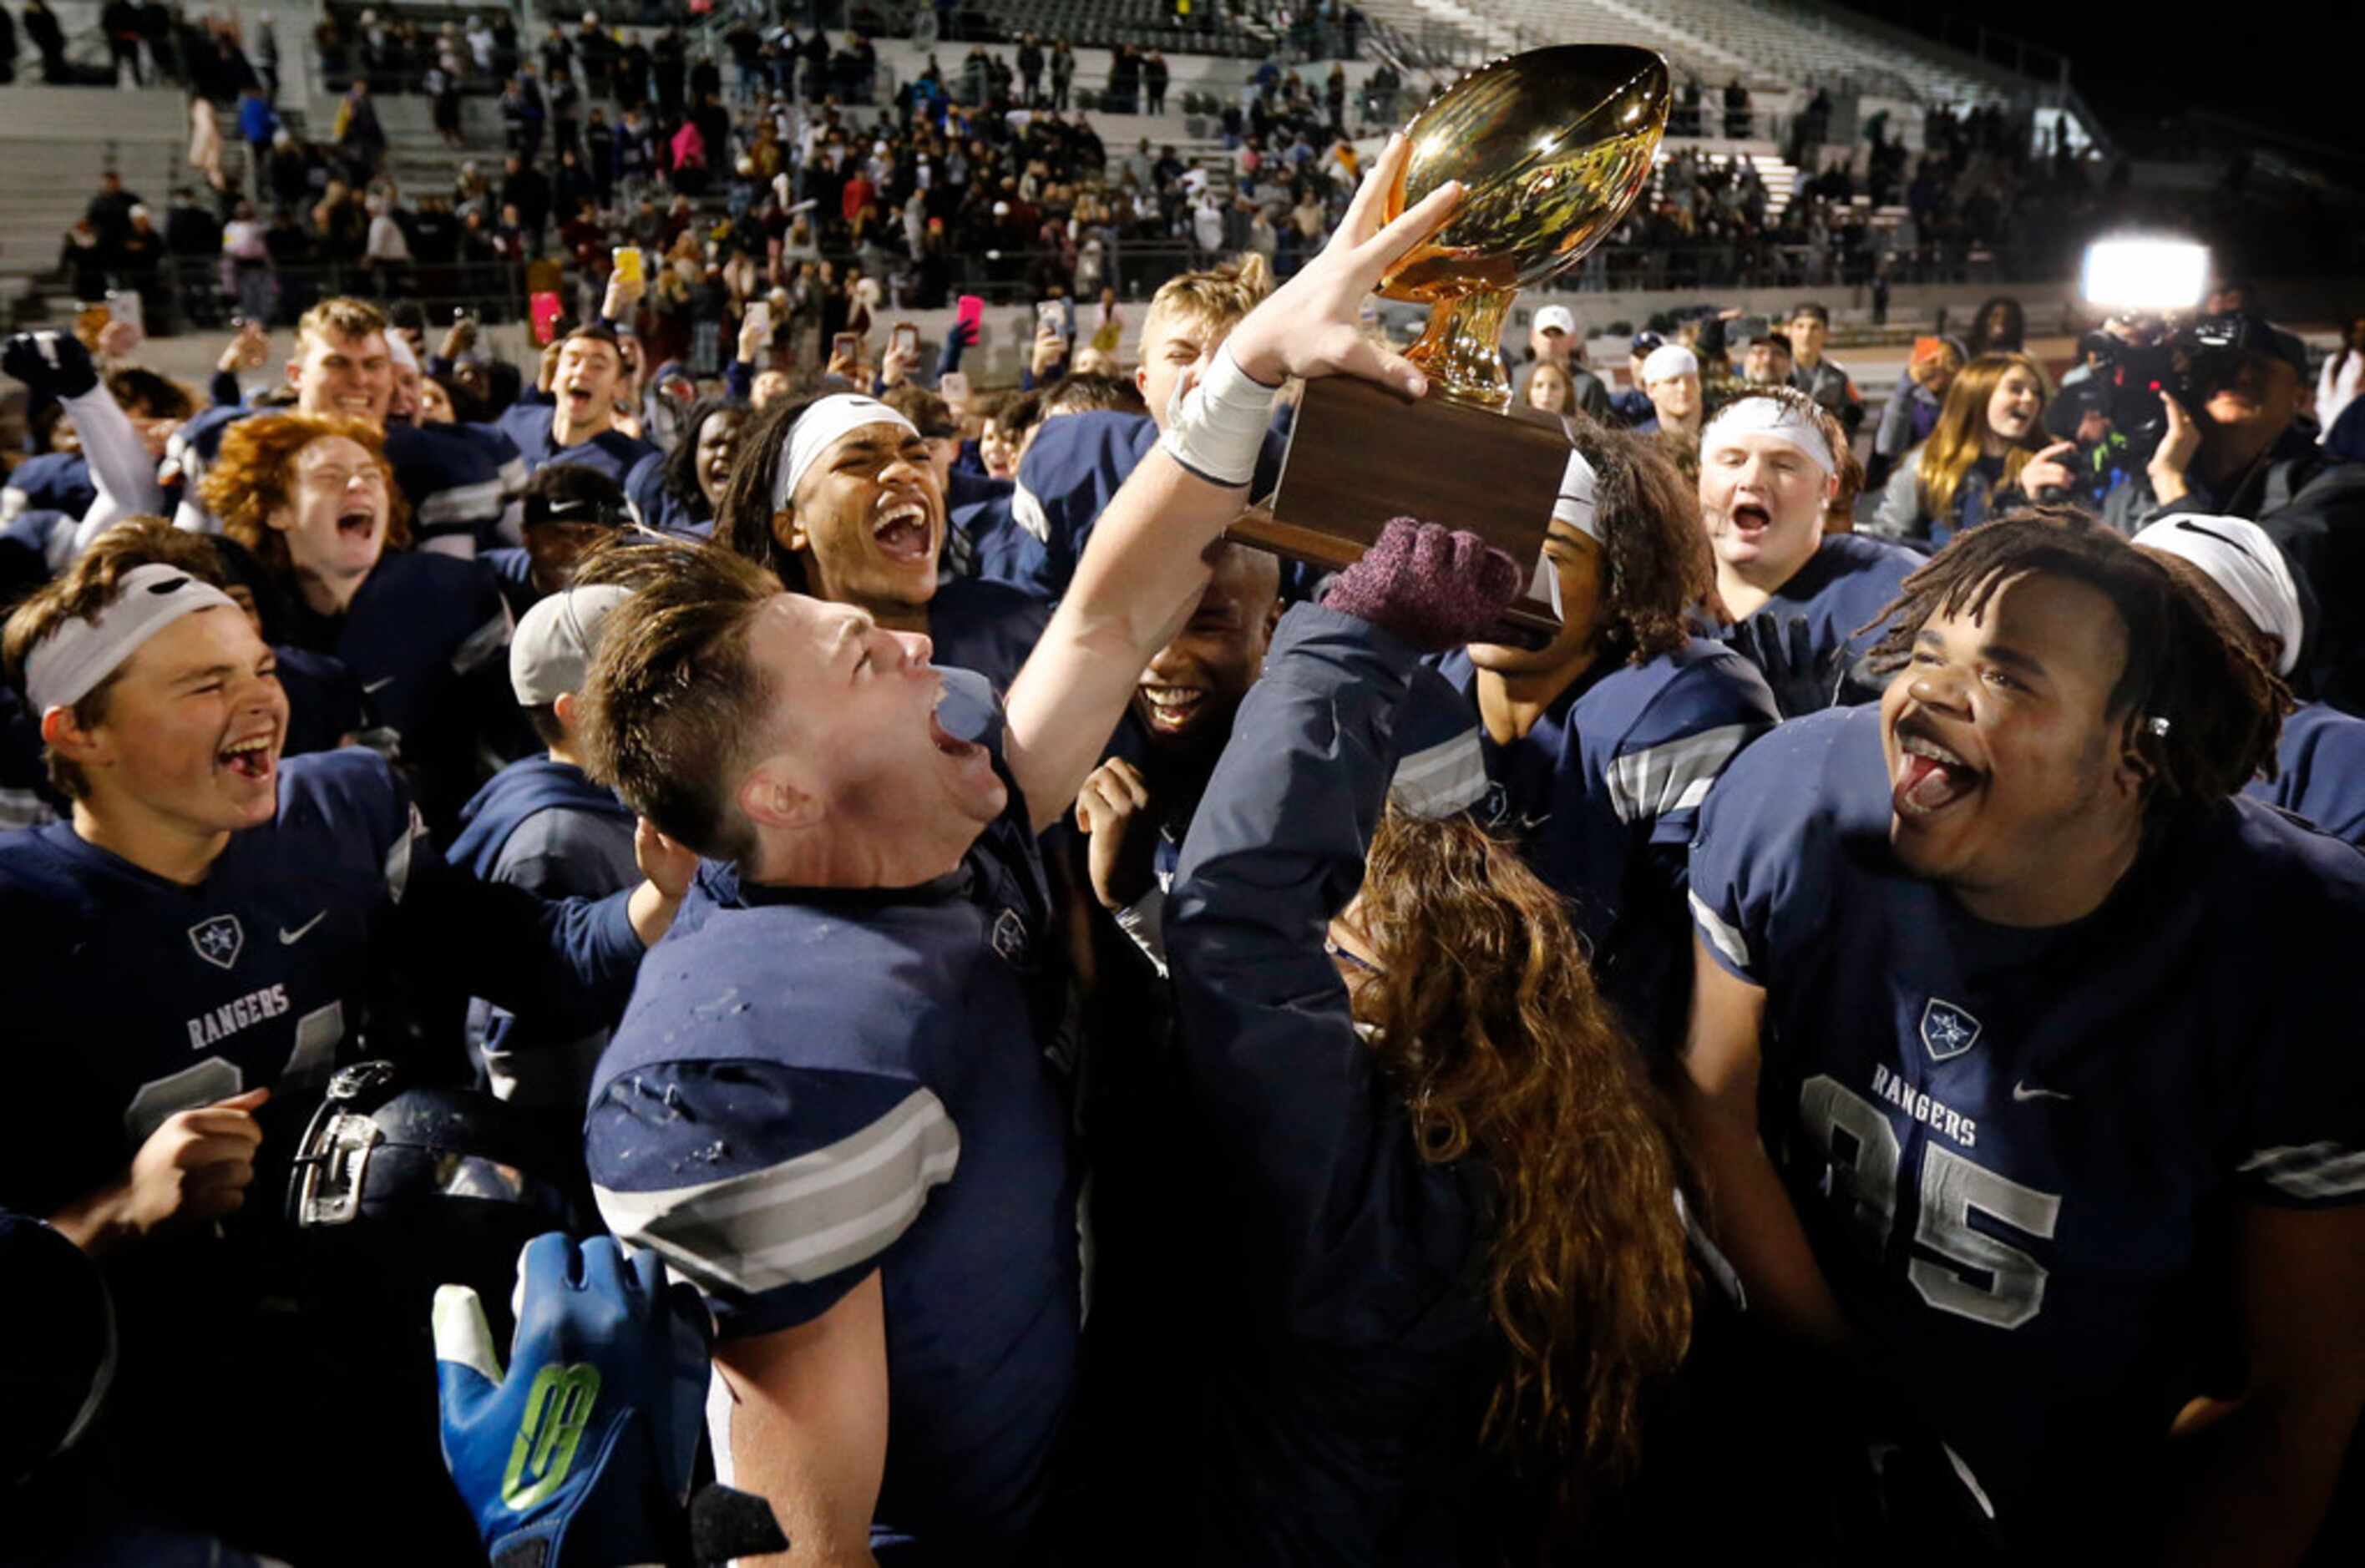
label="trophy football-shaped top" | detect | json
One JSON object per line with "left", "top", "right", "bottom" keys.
{"left": 1378, "top": 46, "right": 1673, "bottom": 411}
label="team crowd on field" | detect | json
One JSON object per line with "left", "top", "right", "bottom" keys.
{"left": 1, "top": 126, "right": 2360, "bottom": 1568}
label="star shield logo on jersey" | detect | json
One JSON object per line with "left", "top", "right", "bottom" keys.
{"left": 990, "top": 907, "right": 1031, "bottom": 969}
{"left": 1920, "top": 998, "right": 1982, "bottom": 1062}
{"left": 189, "top": 914, "right": 245, "bottom": 971}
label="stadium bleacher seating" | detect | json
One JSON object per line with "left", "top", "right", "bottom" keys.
{"left": 1335, "top": 0, "right": 2009, "bottom": 108}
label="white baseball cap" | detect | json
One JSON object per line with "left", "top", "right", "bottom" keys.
{"left": 1641, "top": 343, "right": 1699, "bottom": 385}
{"left": 1532, "top": 305, "right": 1578, "bottom": 336}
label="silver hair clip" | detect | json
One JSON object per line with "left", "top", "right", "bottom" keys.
{"left": 2144, "top": 716, "right": 2171, "bottom": 737}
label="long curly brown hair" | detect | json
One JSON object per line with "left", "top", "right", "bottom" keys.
{"left": 1567, "top": 413, "right": 1718, "bottom": 662}
{"left": 1353, "top": 805, "right": 1694, "bottom": 1474}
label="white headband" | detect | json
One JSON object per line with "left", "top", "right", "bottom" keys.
{"left": 1552, "top": 448, "right": 1604, "bottom": 547}
{"left": 1640, "top": 343, "right": 1698, "bottom": 385}
{"left": 386, "top": 332, "right": 418, "bottom": 373}
{"left": 771, "top": 394, "right": 920, "bottom": 515}
{"left": 2132, "top": 513, "right": 2305, "bottom": 676}
{"left": 1703, "top": 396, "right": 1836, "bottom": 475}
{"left": 23, "top": 564, "right": 241, "bottom": 714}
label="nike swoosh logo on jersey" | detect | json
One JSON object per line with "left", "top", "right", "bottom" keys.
{"left": 362, "top": 676, "right": 396, "bottom": 694}
{"left": 280, "top": 911, "right": 327, "bottom": 944}
{"left": 2011, "top": 1080, "right": 2073, "bottom": 1103}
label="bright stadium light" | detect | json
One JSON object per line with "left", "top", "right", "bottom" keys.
{"left": 2080, "top": 239, "right": 2211, "bottom": 313}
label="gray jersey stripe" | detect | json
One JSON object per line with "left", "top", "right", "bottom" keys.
{"left": 450, "top": 609, "right": 512, "bottom": 674}
{"left": 2239, "top": 1142, "right": 2365, "bottom": 1201}
{"left": 600, "top": 1087, "right": 954, "bottom": 1227}
{"left": 1391, "top": 733, "right": 1489, "bottom": 819}
{"left": 415, "top": 478, "right": 506, "bottom": 526}
{"left": 1689, "top": 889, "right": 1753, "bottom": 974}
{"left": 1606, "top": 723, "right": 1759, "bottom": 824}
{"left": 596, "top": 1088, "right": 960, "bottom": 1296}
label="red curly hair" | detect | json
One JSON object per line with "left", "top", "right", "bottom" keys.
{"left": 198, "top": 412, "right": 411, "bottom": 574}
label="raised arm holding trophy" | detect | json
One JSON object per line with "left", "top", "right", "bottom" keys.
{"left": 1243, "top": 45, "right": 1673, "bottom": 637}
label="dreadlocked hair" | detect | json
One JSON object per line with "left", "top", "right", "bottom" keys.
{"left": 1354, "top": 804, "right": 1693, "bottom": 1476}
{"left": 1863, "top": 507, "right": 2289, "bottom": 807}
{"left": 1567, "top": 413, "right": 1713, "bottom": 665}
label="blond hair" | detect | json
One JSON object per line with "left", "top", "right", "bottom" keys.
{"left": 296, "top": 296, "right": 390, "bottom": 354}
{"left": 1138, "top": 254, "right": 1273, "bottom": 353}
{"left": 1912, "top": 351, "right": 2049, "bottom": 527}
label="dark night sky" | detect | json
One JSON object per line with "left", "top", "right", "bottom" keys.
{"left": 1825, "top": 1, "right": 2365, "bottom": 158}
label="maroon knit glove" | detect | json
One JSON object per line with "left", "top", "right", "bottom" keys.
{"left": 1322, "top": 517, "right": 1526, "bottom": 653}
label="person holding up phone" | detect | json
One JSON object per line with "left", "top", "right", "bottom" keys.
{"left": 1023, "top": 302, "right": 1070, "bottom": 392}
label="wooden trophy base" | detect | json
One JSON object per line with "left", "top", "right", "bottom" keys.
{"left": 1234, "top": 375, "right": 1572, "bottom": 643}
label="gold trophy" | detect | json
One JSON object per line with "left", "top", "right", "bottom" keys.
{"left": 1243, "top": 45, "right": 1672, "bottom": 634}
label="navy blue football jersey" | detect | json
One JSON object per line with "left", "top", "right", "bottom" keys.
{"left": 1688, "top": 703, "right": 2365, "bottom": 1543}
{"left": 1714, "top": 531, "right": 1920, "bottom": 707}
{"left": 269, "top": 643, "right": 366, "bottom": 759}
{"left": 929, "top": 576, "right": 1051, "bottom": 695}
{"left": 979, "top": 409, "right": 1157, "bottom": 601}
{"left": 586, "top": 694, "right": 1080, "bottom": 1562}
{"left": 0, "top": 680, "right": 58, "bottom": 831}
{"left": 975, "top": 411, "right": 1289, "bottom": 604}
{"left": 2248, "top": 700, "right": 2365, "bottom": 846}
{"left": 0, "top": 747, "right": 643, "bottom": 1222}
{"left": 481, "top": 544, "right": 540, "bottom": 621}
{"left": 273, "top": 549, "right": 509, "bottom": 754}
{"left": 494, "top": 402, "right": 666, "bottom": 529}
{"left": 1435, "top": 640, "right": 1777, "bottom": 1050}
{"left": 0, "top": 506, "right": 73, "bottom": 577}
{"left": 1167, "top": 604, "right": 1500, "bottom": 1564}
{"left": 386, "top": 420, "right": 524, "bottom": 554}
{"left": 3, "top": 451, "right": 96, "bottom": 531}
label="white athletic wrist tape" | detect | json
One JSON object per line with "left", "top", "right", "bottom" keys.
{"left": 1702, "top": 394, "right": 1836, "bottom": 475}
{"left": 1159, "top": 340, "right": 1278, "bottom": 489}
{"left": 769, "top": 393, "right": 919, "bottom": 515}
{"left": 24, "top": 563, "right": 240, "bottom": 713}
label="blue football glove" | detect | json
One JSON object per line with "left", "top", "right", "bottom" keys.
{"left": 2, "top": 331, "right": 99, "bottom": 401}
{"left": 434, "top": 1233, "right": 712, "bottom": 1568}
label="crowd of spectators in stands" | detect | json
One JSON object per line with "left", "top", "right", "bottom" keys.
{"left": 23, "top": 2, "right": 2363, "bottom": 377}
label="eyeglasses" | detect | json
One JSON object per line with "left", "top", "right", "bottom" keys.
{"left": 1323, "top": 935, "right": 1382, "bottom": 976}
